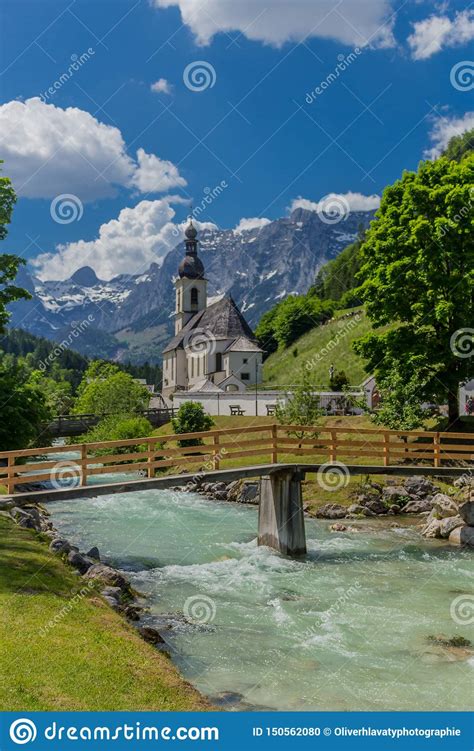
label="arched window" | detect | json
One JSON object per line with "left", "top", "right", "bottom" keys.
{"left": 190, "top": 287, "right": 199, "bottom": 307}
{"left": 215, "top": 352, "right": 222, "bottom": 372}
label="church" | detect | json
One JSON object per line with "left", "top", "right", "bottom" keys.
{"left": 161, "top": 220, "right": 264, "bottom": 399}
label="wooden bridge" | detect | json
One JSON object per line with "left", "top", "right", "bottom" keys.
{"left": 43, "top": 408, "right": 176, "bottom": 437}
{"left": 2, "top": 423, "right": 472, "bottom": 556}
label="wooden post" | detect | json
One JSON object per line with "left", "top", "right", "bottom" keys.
{"left": 434, "top": 432, "right": 441, "bottom": 468}
{"left": 383, "top": 432, "right": 390, "bottom": 466}
{"left": 271, "top": 424, "right": 278, "bottom": 464}
{"left": 148, "top": 439, "right": 156, "bottom": 478}
{"left": 213, "top": 434, "right": 220, "bottom": 470}
{"left": 329, "top": 430, "right": 337, "bottom": 463}
{"left": 81, "top": 444, "right": 88, "bottom": 486}
{"left": 6, "top": 455, "right": 14, "bottom": 495}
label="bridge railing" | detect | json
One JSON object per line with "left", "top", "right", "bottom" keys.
{"left": 0, "top": 423, "right": 472, "bottom": 494}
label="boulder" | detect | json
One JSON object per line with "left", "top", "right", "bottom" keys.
{"left": 238, "top": 482, "right": 259, "bottom": 504}
{"left": 227, "top": 480, "right": 240, "bottom": 493}
{"left": 387, "top": 505, "right": 401, "bottom": 515}
{"left": 364, "top": 499, "right": 388, "bottom": 515}
{"left": 439, "top": 516, "right": 464, "bottom": 539}
{"left": 431, "top": 494, "right": 459, "bottom": 518}
{"left": 102, "top": 595, "right": 121, "bottom": 610}
{"left": 330, "top": 523, "right": 347, "bottom": 531}
{"left": 84, "top": 563, "right": 129, "bottom": 590}
{"left": 0, "top": 499, "right": 14, "bottom": 511}
{"left": 448, "top": 526, "right": 474, "bottom": 547}
{"left": 10, "top": 506, "right": 42, "bottom": 530}
{"left": 67, "top": 551, "right": 94, "bottom": 574}
{"left": 138, "top": 626, "right": 165, "bottom": 645}
{"left": 315, "top": 503, "right": 347, "bottom": 519}
{"left": 421, "top": 519, "right": 442, "bottom": 538}
{"left": 403, "top": 476, "right": 436, "bottom": 495}
{"left": 382, "top": 486, "right": 411, "bottom": 504}
{"left": 347, "top": 503, "right": 367, "bottom": 515}
{"left": 49, "top": 538, "right": 71, "bottom": 554}
{"left": 101, "top": 586, "right": 122, "bottom": 601}
{"left": 459, "top": 501, "right": 474, "bottom": 526}
{"left": 402, "top": 499, "right": 433, "bottom": 514}
{"left": 124, "top": 605, "right": 141, "bottom": 621}
{"left": 213, "top": 491, "right": 228, "bottom": 501}
{"left": 213, "top": 482, "right": 227, "bottom": 492}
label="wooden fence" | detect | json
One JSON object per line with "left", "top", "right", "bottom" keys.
{"left": 1, "top": 424, "right": 473, "bottom": 494}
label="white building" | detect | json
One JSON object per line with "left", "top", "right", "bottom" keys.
{"left": 162, "top": 220, "right": 264, "bottom": 399}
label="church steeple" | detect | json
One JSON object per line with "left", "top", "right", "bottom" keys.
{"left": 174, "top": 219, "right": 207, "bottom": 334}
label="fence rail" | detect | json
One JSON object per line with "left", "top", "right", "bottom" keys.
{"left": 1, "top": 424, "right": 473, "bottom": 494}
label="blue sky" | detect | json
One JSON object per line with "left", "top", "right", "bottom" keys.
{"left": 0, "top": 0, "right": 473, "bottom": 280}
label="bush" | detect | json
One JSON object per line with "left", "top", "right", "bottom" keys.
{"left": 329, "top": 369, "right": 350, "bottom": 391}
{"left": 171, "top": 402, "right": 214, "bottom": 447}
{"left": 78, "top": 415, "right": 153, "bottom": 457}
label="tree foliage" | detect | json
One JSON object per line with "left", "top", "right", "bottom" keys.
{"left": 77, "top": 415, "right": 153, "bottom": 456}
{"left": 171, "top": 401, "right": 214, "bottom": 447}
{"left": 255, "top": 294, "right": 334, "bottom": 354}
{"left": 0, "top": 359, "right": 52, "bottom": 450}
{"left": 275, "top": 369, "right": 323, "bottom": 439}
{"left": 312, "top": 232, "right": 365, "bottom": 305}
{"left": 371, "top": 372, "right": 427, "bottom": 431}
{"left": 354, "top": 152, "right": 474, "bottom": 423}
{"left": 442, "top": 128, "right": 473, "bottom": 162}
{"left": 73, "top": 363, "right": 150, "bottom": 415}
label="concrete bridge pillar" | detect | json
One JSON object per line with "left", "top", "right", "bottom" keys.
{"left": 258, "top": 469, "right": 306, "bottom": 556}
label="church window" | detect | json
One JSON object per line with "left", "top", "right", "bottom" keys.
{"left": 215, "top": 352, "right": 222, "bottom": 372}
{"left": 241, "top": 373, "right": 250, "bottom": 381}
{"left": 191, "top": 287, "right": 199, "bottom": 307}
{"left": 191, "top": 357, "right": 194, "bottom": 378}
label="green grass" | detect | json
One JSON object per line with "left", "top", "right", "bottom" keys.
{"left": 262, "top": 307, "right": 390, "bottom": 387}
{"left": 0, "top": 516, "right": 208, "bottom": 711}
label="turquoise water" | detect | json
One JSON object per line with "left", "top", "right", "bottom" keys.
{"left": 48, "top": 490, "right": 474, "bottom": 711}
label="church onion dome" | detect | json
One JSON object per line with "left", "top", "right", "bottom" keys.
{"left": 185, "top": 221, "right": 198, "bottom": 240}
{"left": 178, "top": 253, "right": 205, "bottom": 279}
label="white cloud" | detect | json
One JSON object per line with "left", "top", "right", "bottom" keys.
{"left": 408, "top": 10, "right": 474, "bottom": 60}
{"left": 32, "top": 197, "right": 188, "bottom": 280}
{"left": 131, "top": 148, "right": 186, "bottom": 192}
{"left": 153, "top": 0, "right": 395, "bottom": 48}
{"left": 151, "top": 78, "right": 173, "bottom": 94}
{"left": 0, "top": 97, "right": 186, "bottom": 200}
{"left": 424, "top": 112, "right": 474, "bottom": 159}
{"left": 290, "top": 192, "right": 380, "bottom": 213}
{"left": 234, "top": 217, "right": 271, "bottom": 232}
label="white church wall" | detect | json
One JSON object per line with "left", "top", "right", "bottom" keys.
{"left": 224, "top": 352, "right": 263, "bottom": 385}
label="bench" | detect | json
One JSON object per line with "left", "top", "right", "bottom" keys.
{"left": 266, "top": 404, "right": 276, "bottom": 416}
{"left": 229, "top": 405, "right": 245, "bottom": 416}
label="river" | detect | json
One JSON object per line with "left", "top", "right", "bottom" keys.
{"left": 47, "top": 488, "right": 474, "bottom": 711}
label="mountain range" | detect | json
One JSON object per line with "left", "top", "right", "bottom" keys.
{"left": 9, "top": 208, "right": 373, "bottom": 364}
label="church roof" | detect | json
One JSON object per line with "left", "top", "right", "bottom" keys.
{"left": 188, "top": 378, "right": 223, "bottom": 392}
{"left": 163, "top": 295, "right": 257, "bottom": 354}
{"left": 224, "top": 335, "right": 264, "bottom": 353}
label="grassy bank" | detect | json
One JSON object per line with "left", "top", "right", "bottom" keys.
{"left": 0, "top": 515, "right": 208, "bottom": 711}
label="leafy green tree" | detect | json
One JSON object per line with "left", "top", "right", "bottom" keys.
{"left": 370, "top": 372, "right": 427, "bottom": 431}
{"left": 74, "top": 369, "right": 150, "bottom": 415}
{"left": 329, "top": 369, "right": 350, "bottom": 391}
{"left": 255, "top": 294, "right": 333, "bottom": 352}
{"left": 0, "top": 359, "right": 51, "bottom": 450}
{"left": 442, "top": 128, "right": 473, "bottom": 162}
{"left": 0, "top": 163, "right": 31, "bottom": 334}
{"left": 27, "top": 370, "right": 73, "bottom": 414}
{"left": 77, "top": 415, "right": 153, "bottom": 456}
{"left": 276, "top": 369, "right": 323, "bottom": 441}
{"left": 171, "top": 401, "right": 214, "bottom": 447}
{"left": 354, "top": 153, "right": 474, "bottom": 425}
{"left": 312, "top": 231, "right": 366, "bottom": 304}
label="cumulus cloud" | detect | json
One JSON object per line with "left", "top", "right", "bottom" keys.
{"left": 290, "top": 192, "right": 380, "bottom": 213}
{"left": 234, "top": 217, "right": 271, "bottom": 232}
{"left": 408, "top": 10, "right": 474, "bottom": 60}
{"left": 32, "top": 197, "right": 188, "bottom": 280}
{"left": 153, "top": 0, "right": 395, "bottom": 48}
{"left": 424, "top": 112, "right": 474, "bottom": 159}
{"left": 0, "top": 98, "right": 186, "bottom": 200}
{"left": 151, "top": 77, "right": 173, "bottom": 94}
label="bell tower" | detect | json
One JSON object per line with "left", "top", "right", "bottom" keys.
{"left": 175, "top": 219, "right": 207, "bottom": 334}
